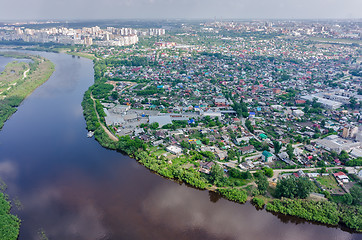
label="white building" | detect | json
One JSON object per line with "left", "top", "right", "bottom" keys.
{"left": 166, "top": 145, "right": 182, "bottom": 155}
{"left": 301, "top": 95, "right": 342, "bottom": 110}
{"left": 316, "top": 135, "right": 362, "bottom": 153}
{"left": 293, "top": 109, "right": 304, "bottom": 117}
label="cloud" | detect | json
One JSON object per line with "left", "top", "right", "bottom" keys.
{"left": 0, "top": 161, "right": 18, "bottom": 179}
{"left": 21, "top": 181, "right": 108, "bottom": 239}
{"left": 0, "top": 0, "right": 361, "bottom": 20}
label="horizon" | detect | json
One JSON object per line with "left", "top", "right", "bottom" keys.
{"left": 1, "top": 0, "right": 361, "bottom": 21}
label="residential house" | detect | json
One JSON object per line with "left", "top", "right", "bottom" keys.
{"left": 262, "top": 151, "right": 274, "bottom": 162}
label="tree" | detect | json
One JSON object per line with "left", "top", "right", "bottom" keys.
{"left": 210, "top": 164, "right": 224, "bottom": 184}
{"left": 111, "top": 91, "right": 119, "bottom": 100}
{"left": 312, "top": 97, "right": 321, "bottom": 108}
{"left": 330, "top": 151, "right": 338, "bottom": 159}
{"left": 227, "top": 149, "right": 236, "bottom": 160}
{"left": 273, "top": 141, "right": 282, "bottom": 154}
{"left": 349, "top": 97, "right": 357, "bottom": 109}
{"left": 321, "top": 119, "right": 326, "bottom": 128}
{"left": 150, "top": 122, "right": 159, "bottom": 130}
{"left": 286, "top": 143, "right": 294, "bottom": 160}
{"left": 318, "top": 166, "right": 327, "bottom": 173}
{"left": 339, "top": 150, "right": 349, "bottom": 163}
{"left": 201, "top": 151, "right": 215, "bottom": 162}
{"left": 295, "top": 135, "right": 303, "bottom": 143}
{"left": 345, "top": 157, "right": 362, "bottom": 166}
{"left": 0, "top": 192, "right": 20, "bottom": 240}
{"left": 263, "top": 167, "right": 274, "bottom": 178}
{"left": 245, "top": 119, "right": 254, "bottom": 133}
{"left": 342, "top": 193, "right": 353, "bottom": 205}
{"left": 350, "top": 184, "right": 362, "bottom": 205}
{"left": 256, "top": 174, "right": 268, "bottom": 195}
{"left": 202, "top": 137, "right": 210, "bottom": 145}
{"left": 296, "top": 177, "right": 314, "bottom": 198}
{"left": 275, "top": 177, "right": 313, "bottom": 199}
{"left": 261, "top": 141, "right": 270, "bottom": 151}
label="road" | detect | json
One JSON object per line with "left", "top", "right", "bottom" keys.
{"left": 250, "top": 166, "right": 356, "bottom": 179}
{"left": 90, "top": 93, "right": 119, "bottom": 142}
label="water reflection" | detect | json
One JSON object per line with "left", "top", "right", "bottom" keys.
{"left": 0, "top": 160, "right": 18, "bottom": 179}
{"left": 140, "top": 183, "right": 356, "bottom": 240}
{"left": 209, "top": 191, "right": 222, "bottom": 203}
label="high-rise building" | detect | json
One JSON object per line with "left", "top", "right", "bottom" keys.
{"left": 342, "top": 126, "right": 359, "bottom": 139}
{"left": 84, "top": 36, "right": 93, "bottom": 46}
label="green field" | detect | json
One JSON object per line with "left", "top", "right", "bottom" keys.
{"left": 152, "top": 149, "right": 168, "bottom": 156}
{"left": 308, "top": 37, "right": 362, "bottom": 45}
{"left": 316, "top": 175, "right": 339, "bottom": 189}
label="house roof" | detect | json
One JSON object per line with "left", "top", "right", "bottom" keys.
{"left": 259, "top": 133, "right": 268, "bottom": 139}
{"left": 240, "top": 145, "right": 254, "bottom": 152}
{"left": 262, "top": 151, "right": 273, "bottom": 158}
{"left": 149, "top": 115, "right": 172, "bottom": 127}
{"left": 333, "top": 171, "right": 347, "bottom": 177}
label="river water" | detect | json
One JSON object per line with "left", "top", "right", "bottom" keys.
{"left": 0, "top": 52, "right": 360, "bottom": 240}
{"left": 0, "top": 56, "right": 32, "bottom": 72}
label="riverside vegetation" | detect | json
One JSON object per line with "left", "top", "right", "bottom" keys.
{"left": 0, "top": 179, "right": 20, "bottom": 240}
{"left": 0, "top": 52, "right": 55, "bottom": 129}
{"left": 81, "top": 54, "right": 361, "bottom": 232}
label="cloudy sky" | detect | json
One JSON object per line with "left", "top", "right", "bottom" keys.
{"left": 1, "top": 0, "right": 361, "bottom": 20}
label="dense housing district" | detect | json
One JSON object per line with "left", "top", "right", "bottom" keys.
{"left": 71, "top": 20, "right": 362, "bottom": 231}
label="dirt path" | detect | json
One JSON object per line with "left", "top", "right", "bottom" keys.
{"left": 22, "top": 69, "right": 30, "bottom": 79}
{"left": 90, "top": 93, "right": 119, "bottom": 142}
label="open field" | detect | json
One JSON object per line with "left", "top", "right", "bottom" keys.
{"left": 308, "top": 37, "right": 362, "bottom": 45}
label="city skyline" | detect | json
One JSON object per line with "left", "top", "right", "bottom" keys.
{"left": 1, "top": 0, "right": 362, "bottom": 21}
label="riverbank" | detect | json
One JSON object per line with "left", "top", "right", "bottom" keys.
{"left": 0, "top": 180, "right": 20, "bottom": 240}
{"left": 0, "top": 193, "right": 20, "bottom": 240}
{"left": 0, "top": 52, "right": 55, "bottom": 129}
{"left": 66, "top": 51, "right": 96, "bottom": 60}
{"left": 267, "top": 198, "right": 361, "bottom": 231}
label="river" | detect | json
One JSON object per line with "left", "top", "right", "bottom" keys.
{"left": 0, "top": 52, "right": 359, "bottom": 240}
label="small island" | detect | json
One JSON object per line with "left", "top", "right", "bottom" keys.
{"left": 0, "top": 52, "right": 55, "bottom": 129}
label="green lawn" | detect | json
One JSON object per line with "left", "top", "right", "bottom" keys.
{"left": 152, "top": 149, "right": 168, "bottom": 156}
{"left": 316, "top": 175, "right": 339, "bottom": 190}
{"left": 330, "top": 194, "right": 345, "bottom": 204}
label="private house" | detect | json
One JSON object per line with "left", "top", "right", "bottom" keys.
{"left": 333, "top": 171, "right": 349, "bottom": 183}
{"left": 166, "top": 145, "right": 182, "bottom": 155}
{"left": 199, "top": 161, "right": 215, "bottom": 174}
{"left": 262, "top": 151, "right": 274, "bottom": 162}
{"left": 240, "top": 145, "right": 255, "bottom": 154}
